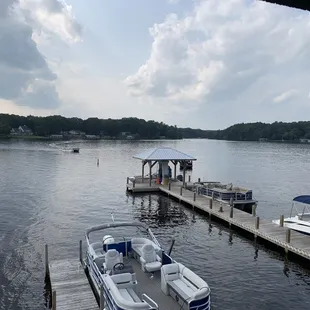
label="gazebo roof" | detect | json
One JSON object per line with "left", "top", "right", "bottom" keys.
{"left": 133, "top": 147, "right": 196, "bottom": 161}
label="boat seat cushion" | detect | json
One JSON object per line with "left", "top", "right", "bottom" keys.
{"left": 168, "top": 279, "right": 192, "bottom": 302}
{"left": 119, "top": 288, "right": 141, "bottom": 302}
{"left": 111, "top": 273, "right": 135, "bottom": 289}
{"left": 131, "top": 238, "right": 161, "bottom": 257}
{"left": 140, "top": 243, "right": 162, "bottom": 272}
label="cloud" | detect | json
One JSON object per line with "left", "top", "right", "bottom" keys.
{"left": 273, "top": 89, "right": 298, "bottom": 103}
{"left": 20, "top": 0, "right": 82, "bottom": 43}
{"left": 0, "top": 0, "right": 81, "bottom": 110}
{"left": 125, "top": 0, "right": 310, "bottom": 112}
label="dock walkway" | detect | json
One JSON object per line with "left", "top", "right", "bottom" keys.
{"left": 48, "top": 257, "right": 98, "bottom": 310}
{"left": 127, "top": 179, "right": 310, "bottom": 261}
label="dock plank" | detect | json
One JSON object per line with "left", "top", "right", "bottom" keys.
{"left": 49, "top": 259, "right": 98, "bottom": 310}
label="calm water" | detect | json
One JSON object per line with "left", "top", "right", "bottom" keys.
{"left": 0, "top": 139, "right": 310, "bottom": 310}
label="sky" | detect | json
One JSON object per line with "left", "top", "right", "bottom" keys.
{"left": 1, "top": 0, "right": 310, "bottom": 130}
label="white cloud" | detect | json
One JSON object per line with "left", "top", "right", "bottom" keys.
{"left": 125, "top": 0, "right": 310, "bottom": 118}
{"left": 273, "top": 89, "right": 298, "bottom": 103}
{"left": 0, "top": 0, "right": 82, "bottom": 111}
{"left": 20, "top": 0, "right": 82, "bottom": 44}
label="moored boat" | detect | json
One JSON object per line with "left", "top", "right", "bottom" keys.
{"left": 72, "top": 147, "right": 80, "bottom": 153}
{"left": 85, "top": 220, "right": 211, "bottom": 310}
{"left": 272, "top": 195, "right": 310, "bottom": 235}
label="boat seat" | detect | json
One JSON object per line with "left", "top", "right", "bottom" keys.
{"left": 119, "top": 288, "right": 141, "bottom": 302}
{"left": 104, "top": 249, "right": 123, "bottom": 272}
{"left": 161, "top": 263, "right": 210, "bottom": 304}
{"left": 132, "top": 238, "right": 161, "bottom": 258}
{"left": 140, "top": 243, "right": 162, "bottom": 273}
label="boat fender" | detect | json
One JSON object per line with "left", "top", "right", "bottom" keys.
{"left": 103, "top": 235, "right": 115, "bottom": 244}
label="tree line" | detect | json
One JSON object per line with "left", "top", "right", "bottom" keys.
{"left": 0, "top": 114, "right": 206, "bottom": 139}
{"left": 1, "top": 113, "right": 309, "bottom": 141}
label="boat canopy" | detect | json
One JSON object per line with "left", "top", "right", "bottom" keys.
{"left": 293, "top": 195, "right": 310, "bottom": 204}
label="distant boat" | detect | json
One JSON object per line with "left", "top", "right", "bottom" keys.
{"left": 72, "top": 148, "right": 80, "bottom": 153}
{"left": 272, "top": 196, "right": 310, "bottom": 235}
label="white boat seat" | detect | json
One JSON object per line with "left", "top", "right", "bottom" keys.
{"left": 119, "top": 288, "right": 141, "bottom": 302}
{"left": 131, "top": 238, "right": 161, "bottom": 257}
{"left": 104, "top": 249, "right": 123, "bottom": 272}
{"left": 161, "top": 263, "right": 210, "bottom": 304}
{"left": 139, "top": 243, "right": 162, "bottom": 272}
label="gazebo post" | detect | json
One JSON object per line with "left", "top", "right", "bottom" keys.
{"left": 174, "top": 161, "right": 177, "bottom": 181}
{"left": 149, "top": 161, "right": 152, "bottom": 187}
{"left": 142, "top": 161, "right": 145, "bottom": 183}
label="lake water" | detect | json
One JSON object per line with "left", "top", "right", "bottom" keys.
{"left": 0, "top": 139, "right": 310, "bottom": 310}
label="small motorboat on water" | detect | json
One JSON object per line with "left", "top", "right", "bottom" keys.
{"left": 72, "top": 147, "right": 80, "bottom": 153}
{"left": 272, "top": 195, "right": 310, "bottom": 235}
{"left": 85, "top": 219, "right": 211, "bottom": 310}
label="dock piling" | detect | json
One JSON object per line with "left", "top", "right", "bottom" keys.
{"left": 168, "top": 182, "right": 171, "bottom": 190}
{"left": 79, "top": 240, "right": 83, "bottom": 265}
{"left": 219, "top": 204, "right": 223, "bottom": 212}
{"left": 45, "top": 244, "right": 49, "bottom": 278}
{"left": 198, "top": 177, "right": 201, "bottom": 183}
{"left": 230, "top": 206, "right": 233, "bottom": 218}
{"left": 255, "top": 216, "right": 260, "bottom": 230}
{"left": 193, "top": 192, "right": 196, "bottom": 201}
{"left": 100, "top": 284, "right": 104, "bottom": 310}
{"left": 211, "top": 192, "right": 214, "bottom": 200}
{"left": 252, "top": 204, "right": 256, "bottom": 217}
{"left": 280, "top": 215, "right": 284, "bottom": 227}
{"left": 126, "top": 177, "right": 129, "bottom": 184}
{"left": 209, "top": 199, "right": 213, "bottom": 209}
{"left": 188, "top": 175, "right": 191, "bottom": 183}
{"left": 52, "top": 290, "right": 56, "bottom": 310}
{"left": 133, "top": 179, "right": 136, "bottom": 188}
{"left": 286, "top": 229, "right": 291, "bottom": 243}
{"left": 180, "top": 187, "right": 183, "bottom": 196}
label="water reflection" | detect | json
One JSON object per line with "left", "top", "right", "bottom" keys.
{"left": 131, "top": 194, "right": 189, "bottom": 228}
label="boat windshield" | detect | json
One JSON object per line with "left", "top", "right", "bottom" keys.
{"left": 290, "top": 196, "right": 310, "bottom": 220}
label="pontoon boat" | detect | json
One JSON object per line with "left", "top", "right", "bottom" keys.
{"left": 85, "top": 220, "right": 211, "bottom": 310}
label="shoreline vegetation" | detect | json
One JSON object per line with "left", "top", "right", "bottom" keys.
{"left": 1, "top": 113, "right": 310, "bottom": 143}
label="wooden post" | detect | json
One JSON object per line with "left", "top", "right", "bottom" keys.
{"left": 45, "top": 244, "right": 49, "bottom": 277}
{"left": 180, "top": 187, "right": 183, "bottom": 196}
{"left": 252, "top": 204, "right": 256, "bottom": 217}
{"left": 188, "top": 175, "right": 191, "bottom": 183}
{"left": 219, "top": 205, "right": 223, "bottom": 212}
{"left": 255, "top": 216, "right": 260, "bottom": 230}
{"left": 280, "top": 215, "right": 284, "bottom": 227}
{"left": 198, "top": 177, "right": 201, "bottom": 183}
{"left": 229, "top": 197, "right": 233, "bottom": 207}
{"left": 52, "top": 290, "right": 56, "bottom": 310}
{"left": 168, "top": 182, "right": 171, "bottom": 190}
{"left": 211, "top": 192, "right": 214, "bottom": 200}
{"left": 149, "top": 162, "right": 152, "bottom": 187}
{"left": 193, "top": 192, "right": 196, "bottom": 201}
{"left": 209, "top": 199, "right": 213, "bottom": 209}
{"left": 100, "top": 284, "right": 104, "bottom": 310}
{"left": 182, "top": 165, "right": 186, "bottom": 187}
{"left": 133, "top": 179, "right": 136, "bottom": 188}
{"left": 126, "top": 177, "right": 129, "bottom": 184}
{"left": 79, "top": 240, "right": 83, "bottom": 265}
{"left": 174, "top": 161, "right": 177, "bottom": 181}
{"left": 286, "top": 229, "right": 291, "bottom": 243}
{"left": 230, "top": 206, "right": 233, "bottom": 218}
{"left": 142, "top": 162, "right": 145, "bottom": 183}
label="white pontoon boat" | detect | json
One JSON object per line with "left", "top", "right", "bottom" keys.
{"left": 272, "top": 195, "right": 310, "bottom": 235}
{"left": 85, "top": 220, "right": 211, "bottom": 310}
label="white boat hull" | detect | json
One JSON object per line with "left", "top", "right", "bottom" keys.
{"left": 272, "top": 217, "right": 310, "bottom": 235}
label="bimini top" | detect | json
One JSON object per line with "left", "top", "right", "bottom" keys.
{"left": 293, "top": 195, "right": 310, "bottom": 204}
{"left": 133, "top": 147, "right": 196, "bottom": 161}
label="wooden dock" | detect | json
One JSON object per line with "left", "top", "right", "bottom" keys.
{"left": 46, "top": 245, "right": 98, "bottom": 310}
{"left": 126, "top": 178, "right": 310, "bottom": 262}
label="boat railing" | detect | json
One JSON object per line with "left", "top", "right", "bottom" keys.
{"left": 195, "top": 184, "right": 254, "bottom": 202}
{"left": 142, "top": 294, "right": 159, "bottom": 309}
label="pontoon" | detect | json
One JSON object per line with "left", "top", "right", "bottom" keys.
{"left": 272, "top": 195, "right": 310, "bottom": 235}
{"left": 85, "top": 219, "right": 211, "bottom": 310}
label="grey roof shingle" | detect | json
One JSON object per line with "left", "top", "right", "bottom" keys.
{"left": 133, "top": 147, "right": 196, "bottom": 161}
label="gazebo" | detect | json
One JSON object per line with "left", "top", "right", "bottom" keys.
{"left": 133, "top": 147, "right": 197, "bottom": 186}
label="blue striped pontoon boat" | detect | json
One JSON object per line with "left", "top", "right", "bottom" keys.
{"left": 85, "top": 221, "right": 211, "bottom": 310}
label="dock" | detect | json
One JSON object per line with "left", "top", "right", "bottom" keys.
{"left": 126, "top": 178, "right": 310, "bottom": 262}
{"left": 45, "top": 244, "right": 99, "bottom": 310}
